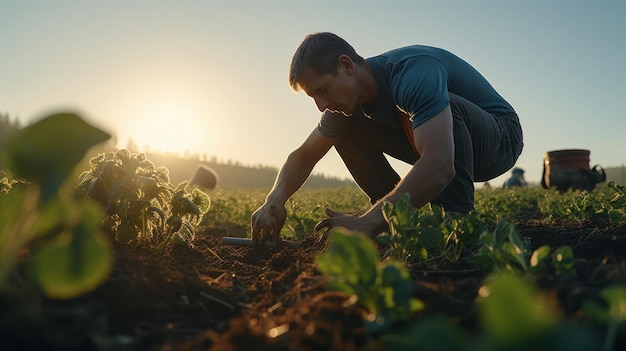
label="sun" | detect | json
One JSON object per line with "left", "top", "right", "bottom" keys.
{"left": 123, "top": 98, "right": 214, "bottom": 156}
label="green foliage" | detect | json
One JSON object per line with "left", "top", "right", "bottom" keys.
{"left": 479, "top": 274, "right": 556, "bottom": 343}
{"left": 473, "top": 184, "right": 626, "bottom": 225}
{"left": 381, "top": 194, "right": 444, "bottom": 264}
{"left": 74, "top": 149, "right": 210, "bottom": 253}
{"left": 472, "top": 220, "right": 577, "bottom": 280}
{"left": 378, "top": 316, "right": 466, "bottom": 351}
{"left": 472, "top": 221, "right": 533, "bottom": 272}
{"left": 199, "top": 186, "right": 368, "bottom": 238}
{"left": 477, "top": 273, "right": 602, "bottom": 351}
{"left": 0, "top": 112, "right": 113, "bottom": 299}
{"left": 606, "top": 181, "right": 626, "bottom": 222}
{"left": 285, "top": 187, "right": 369, "bottom": 239}
{"left": 475, "top": 186, "right": 541, "bottom": 222}
{"left": 536, "top": 184, "right": 626, "bottom": 225}
{"left": 584, "top": 285, "right": 626, "bottom": 351}
{"left": 31, "top": 200, "right": 113, "bottom": 298}
{"left": 316, "top": 229, "right": 423, "bottom": 333}
{"left": 284, "top": 201, "right": 323, "bottom": 239}
{"left": 379, "top": 193, "right": 489, "bottom": 267}
{"left": 4, "top": 113, "right": 111, "bottom": 203}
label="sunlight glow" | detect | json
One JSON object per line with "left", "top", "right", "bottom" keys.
{"left": 123, "top": 97, "right": 215, "bottom": 157}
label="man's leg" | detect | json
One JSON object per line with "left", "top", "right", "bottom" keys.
{"left": 431, "top": 94, "right": 523, "bottom": 213}
{"left": 448, "top": 94, "right": 523, "bottom": 181}
{"left": 334, "top": 115, "right": 418, "bottom": 204}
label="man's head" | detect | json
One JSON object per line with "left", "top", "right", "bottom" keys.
{"left": 289, "top": 32, "right": 365, "bottom": 91}
{"left": 289, "top": 32, "right": 366, "bottom": 116}
{"left": 512, "top": 167, "right": 525, "bottom": 176}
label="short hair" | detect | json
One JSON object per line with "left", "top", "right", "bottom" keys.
{"left": 288, "top": 32, "right": 365, "bottom": 91}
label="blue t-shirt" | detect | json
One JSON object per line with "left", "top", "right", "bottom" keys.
{"left": 318, "top": 45, "right": 515, "bottom": 137}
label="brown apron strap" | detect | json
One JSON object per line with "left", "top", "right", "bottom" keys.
{"left": 398, "top": 109, "right": 418, "bottom": 154}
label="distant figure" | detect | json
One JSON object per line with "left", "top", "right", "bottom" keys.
{"left": 190, "top": 165, "right": 219, "bottom": 190}
{"left": 502, "top": 167, "right": 527, "bottom": 188}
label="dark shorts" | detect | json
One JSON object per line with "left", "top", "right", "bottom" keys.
{"left": 332, "top": 93, "right": 523, "bottom": 213}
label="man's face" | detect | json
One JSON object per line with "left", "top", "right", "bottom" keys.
{"left": 298, "top": 64, "right": 358, "bottom": 116}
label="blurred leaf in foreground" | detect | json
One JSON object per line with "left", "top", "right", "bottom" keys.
{"left": 31, "top": 201, "right": 113, "bottom": 299}
{"left": 4, "top": 112, "right": 110, "bottom": 203}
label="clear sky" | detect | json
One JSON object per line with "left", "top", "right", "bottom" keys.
{"left": 1, "top": 1, "right": 625, "bottom": 186}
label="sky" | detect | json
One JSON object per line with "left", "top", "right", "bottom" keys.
{"left": 1, "top": 1, "right": 625, "bottom": 187}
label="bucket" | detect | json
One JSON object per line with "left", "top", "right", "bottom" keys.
{"left": 544, "top": 149, "right": 590, "bottom": 170}
{"left": 542, "top": 149, "right": 605, "bottom": 191}
{"left": 189, "top": 165, "right": 219, "bottom": 190}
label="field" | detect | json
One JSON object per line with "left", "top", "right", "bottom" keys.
{"left": 1, "top": 115, "right": 626, "bottom": 351}
{"left": 2, "top": 183, "right": 626, "bottom": 351}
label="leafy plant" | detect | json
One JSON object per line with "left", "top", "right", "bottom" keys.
{"left": 472, "top": 221, "right": 578, "bottom": 284}
{"left": 316, "top": 229, "right": 423, "bottom": 333}
{"left": 478, "top": 273, "right": 602, "bottom": 351}
{"left": 0, "top": 112, "right": 113, "bottom": 299}
{"left": 284, "top": 200, "right": 323, "bottom": 239}
{"left": 584, "top": 285, "right": 626, "bottom": 351}
{"left": 380, "top": 193, "right": 489, "bottom": 267}
{"left": 472, "top": 221, "right": 534, "bottom": 272}
{"left": 380, "top": 194, "right": 446, "bottom": 265}
{"left": 74, "top": 149, "right": 211, "bottom": 253}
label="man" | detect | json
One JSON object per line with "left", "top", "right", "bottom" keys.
{"left": 502, "top": 167, "right": 527, "bottom": 188}
{"left": 251, "top": 32, "right": 523, "bottom": 241}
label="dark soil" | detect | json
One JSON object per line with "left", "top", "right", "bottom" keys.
{"left": 2, "top": 219, "right": 626, "bottom": 351}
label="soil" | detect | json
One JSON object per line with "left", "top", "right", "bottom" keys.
{"left": 2, "top": 218, "right": 626, "bottom": 351}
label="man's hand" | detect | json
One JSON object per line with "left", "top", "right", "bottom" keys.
{"left": 314, "top": 207, "right": 387, "bottom": 240}
{"left": 251, "top": 203, "right": 286, "bottom": 243}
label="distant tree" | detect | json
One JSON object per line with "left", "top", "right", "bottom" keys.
{"left": 0, "top": 113, "right": 23, "bottom": 170}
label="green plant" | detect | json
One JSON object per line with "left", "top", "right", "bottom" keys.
{"left": 380, "top": 194, "right": 445, "bottom": 265}
{"left": 316, "top": 229, "right": 423, "bottom": 334}
{"left": 584, "top": 285, "right": 626, "bottom": 351}
{"left": 472, "top": 221, "right": 578, "bottom": 284}
{"left": 74, "top": 149, "right": 211, "bottom": 253}
{"left": 380, "top": 193, "right": 489, "bottom": 267}
{"left": 284, "top": 200, "right": 323, "bottom": 239}
{"left": 0, "top": 112, "right": 113, "bottom": 299}
{"left": 477, "top": 273, "right": 602, "bottom": 351}
{"left": 472, "top": 221, "right": 535, "bottom": 273}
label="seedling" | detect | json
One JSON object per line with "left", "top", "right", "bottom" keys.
{"left": 316, "top": 229, "right": 423, "bottom": 333}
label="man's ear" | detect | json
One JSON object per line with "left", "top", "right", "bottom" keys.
{"left": 337, "top": 55, "right": 354, "bottom": 74}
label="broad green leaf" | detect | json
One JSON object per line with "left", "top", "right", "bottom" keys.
{"left": 553, "top": 245, "right": 575, "bottom": 270}
{"left": 584, "top": 285, "right": 626, "bottom": 324}
{"left": 316, "top": 229, "right": 378, "bottom": 289}
{"left": 192, "top": 188, "right": 211, "bottom": 214}
{"left": 30, "top": 196, "right": 72, "bottom": 237}
{"left": 31, "top": 205, "right": 113, "bottom": 299}
{"left": 530, "top": 245, "right": 551, "bottom": 268}
{"left": 380, "top": 316, "right": 465, "bottom": 351}
{"left": 419, "top": 227, "right": 443, "bottom": 250}
{"left": 4, "top": 113, "right": 111, "bottom": 203}
{"left": 479, "top": 274, "right": 555, "bottom": 343}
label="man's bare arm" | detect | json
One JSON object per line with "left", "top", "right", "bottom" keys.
{"left": 266, "top": 128, "right": 335, "bottom": 203}
{"left": 359, "top": 105, "right": 457, "bottom": 232}
{"left": 383, "top": 105, "right": 455, "bottom": 205}
{"left": 251, "top": 128, "right": 335, "bottom": 241}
